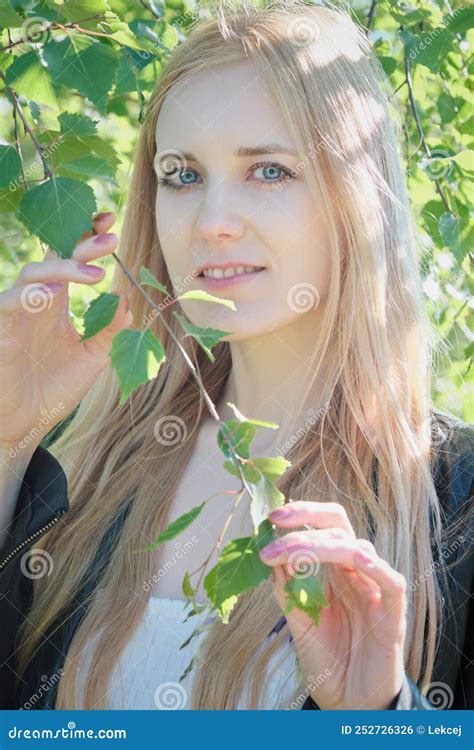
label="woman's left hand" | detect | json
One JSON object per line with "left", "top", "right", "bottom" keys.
{"left": 259, "top": 501, "right": 407, "bottom": 710}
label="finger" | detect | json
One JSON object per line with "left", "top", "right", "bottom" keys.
{"left": 353, "top": 551, "right": 407, "bottom": 611}
{"left": 268, "top": 501, "right": 356, "bottom": 538}
{"left": 43, "top": 211, "right": 116, "bottom": 261}
{"left": 0, "top": 282, "right": 64, "bottom": 315}
{"left": 259, "top": 532, "right": 365, "bottom": 570}
{"left": 12, "top": 259, "right": 106, "bottom": 288}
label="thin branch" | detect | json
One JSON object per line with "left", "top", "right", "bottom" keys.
{"left": 111, "top": 251, "right": 220, "bottom": 421}
{"left": 0, "top": 71, "right": 53, "bottom": 180}
{"left": 0, "top": 15, "right": 104, "bottom": 51}
{"left": 366, "top": 0, "right": 377, "bottom": 34}
{"left": 403, "top": 54, "right": 451, "bottom": 213}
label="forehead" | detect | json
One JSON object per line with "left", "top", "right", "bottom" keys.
{"left": 155, "top": 60, "right": 294, "bottom": 154}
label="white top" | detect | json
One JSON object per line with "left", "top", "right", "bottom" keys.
{"left": 76, "top": 596, "right": 302, "bottom": 709}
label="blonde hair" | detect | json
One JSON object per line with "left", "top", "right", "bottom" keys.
{"left": 17, "top": 0, "right": 462, "bottom": 709}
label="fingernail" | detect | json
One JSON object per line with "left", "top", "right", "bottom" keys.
{"left": 260, "top": 544, "right": 282, "bottom": 559}
{"left": 78, "top": 263, "right": 104, "bottom": 276}
{"left": 354, "top": 551, "right": 374, "bottom": 567}
{"left": 94, "top": 233, "right": 116, "bottom": 244}
{"left": 269, "top": 507, "right": 291, "bottom": 520}
{"left": 98, "top": 211, "right": 114, "bottom": 219}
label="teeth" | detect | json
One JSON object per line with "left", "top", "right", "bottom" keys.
{"left": 202, "top": 266, "right": 261, "bottom": 279}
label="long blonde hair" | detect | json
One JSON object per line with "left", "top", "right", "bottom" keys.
{"left": 17, "top": 0, "right": 462, "bottom": 709}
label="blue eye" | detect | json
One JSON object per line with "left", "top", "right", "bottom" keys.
{"left": 157, "top": 161, "right": 294, "bottom": 192}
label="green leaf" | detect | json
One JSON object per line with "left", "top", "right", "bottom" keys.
{"left": 225, "top": 402, "right": 279, "bottom": 429}
{"left": 283, "top": 573, "right": 329, "bottom": 627}
{"left": 182, "top": 571, "right": 195, "bottom": 600}
{"left": 5, "top": 50, "right": 57, "bottom": 108}
{"left": 39, "top": 131, "right": 121, "bottom": 180}
{"left": 217, "top": 421, "right": 257, "bottom": 460}
{"left": 0, "top": 1, "right": 25, "bottom": 27}
{"left": 58, "top": 0, "right": 108, "bottom": 24}
{"left": 438, "top": 212, "right": 470, "bottom": 263}
{"left": 223, "top": 456, "right": 291, "bottom": 484}
{"left": 58, "top": 112, "right": 99, "bottom": 137}
{"left": 409, "top": 8, "right": 474, "bottom": 73}
{"left": 204, "top": 519, "right": 274, "bottom": 624}
{"left": 57, "top": 154, "right": 118, "bottom": 182}
{"left": 173, "top": 312, "right": 232, "bottom": 362}
{"left": 0, "top": 185, "right": 24, "bottom": 212}
{"left": 43, "top": 37, "right": 119, "bottom": 112}
{"left": 139, "top": 266, "right": 169, "bottom": 294}
{"left": 249, "top": 476, "right": 285, "bottom": 533}
{"left": 177, "top": 290, "right": 236, "bottom": 310}
{"left": 110, "top": 327, "right": 166, "bottom": 404}
{"left": 0, "top": 145, "right": 21, "bottom": 188}
{"left": 17, "top": 178, "right": 97, "bottom": 257}
{"left": 81, "top": 293, "right": 120, "bottom": 341}
{"left": 452, "top": 150, "right": 474, "bottom": 176}
{"left": 136, "top": 502, "right": 205, "bottom": 552}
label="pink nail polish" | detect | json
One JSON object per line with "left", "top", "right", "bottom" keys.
{"left": 261, "top": 544, "right": 281, "bottom": 558}
{"left": 270, "top": 507, "right": 291, "bottom": 520}
{"left": 94, "top": 233, "right": 115, "bottom": 244}
{"left": 78, "top": 263, "right": 104, "bottom": 276}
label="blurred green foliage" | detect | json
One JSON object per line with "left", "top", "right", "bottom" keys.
{"left": 0, "top": 0, "right": 472, "bottom": 419}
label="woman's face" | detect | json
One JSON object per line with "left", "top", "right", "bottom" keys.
{"left": 154, "top": 60, "right": 331, "bottom": 341}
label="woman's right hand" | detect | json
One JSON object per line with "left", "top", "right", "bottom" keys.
{"left": 0, "top": 211, "right": 133, "bottom": 452}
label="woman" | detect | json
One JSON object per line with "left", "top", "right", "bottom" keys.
{"left": 0, "top": 2, "right": 472, "bottom": 711}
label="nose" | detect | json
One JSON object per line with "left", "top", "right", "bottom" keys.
{"left": 194, "top": 183, "right": 245, "bottom": 243}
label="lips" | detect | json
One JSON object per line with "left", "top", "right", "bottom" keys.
{"left": 199, "top": 265, "right": 265, "bottom": 279}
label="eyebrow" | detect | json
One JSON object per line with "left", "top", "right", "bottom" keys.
{"left": 175, "top": 143, "right": 299, "bottom": 162}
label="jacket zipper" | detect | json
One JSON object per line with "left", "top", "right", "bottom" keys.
{"left": 0, "top": 509, "right": 68, "bottom": 572}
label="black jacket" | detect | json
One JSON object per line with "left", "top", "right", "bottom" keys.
{"left": 1, "top": 415, "right": 472, "bottom": 710}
